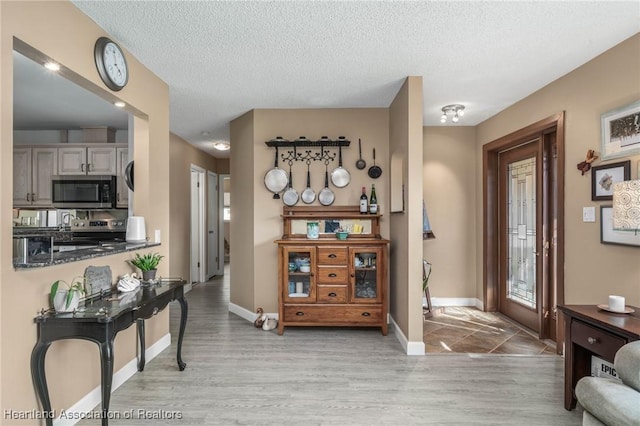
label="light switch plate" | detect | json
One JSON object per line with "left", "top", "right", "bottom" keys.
{"left": 583, "top": 206, "right": 596, "bottom": 222}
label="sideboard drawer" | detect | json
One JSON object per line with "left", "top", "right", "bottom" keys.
{"left": 317, "top": 285, "right": 348, "bottom": 303}
{"left": 284, "top": 305, "right": 382, "bottom": 324}
{"left": 317, "top": 266, "right": 348, "bottom": 284}
{"left": 571, "top": 320, "right": 626, "bottom": 361}
{"left": 317, "top": 247, "right": 348, "bottom": 265}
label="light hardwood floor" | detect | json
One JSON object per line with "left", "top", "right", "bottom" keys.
{"left": 82, "top": 270, "right": 583, "bottom": 425}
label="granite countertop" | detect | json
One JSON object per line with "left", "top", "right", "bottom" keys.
{"left": 13, "top": 226, "right": 72, "bottom": 241}
{"left": 14, "top": 241, "right": 161, "bottom": 270}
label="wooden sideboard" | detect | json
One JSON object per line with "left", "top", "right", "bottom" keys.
{"left": 276, "top": 206, "right": 389, "bottom": 335}
{"left": 558, "top": 304, "right": 640, "bottom": 410}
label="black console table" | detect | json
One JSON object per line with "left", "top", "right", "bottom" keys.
{"left": 31, "top": 280, "right": 188, "bottom": 426}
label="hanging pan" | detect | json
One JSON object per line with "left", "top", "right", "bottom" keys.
{"left": 368, "top": 148, "right": 382, "bottom": 179}
{"left": 301, "top": 161, "right": 316, "bottom": 204}
{"left": 282, "top": 162, "right": 299, "bottom": 206}
{"left": 330, "top": 145, "right": 351, "bottom": 188}
{"left": 124, "top": 161, "right": 134, "bottom": 191}
{"left": 318, "top": 163, "right": 335, "bottom": 206}
{"left": 355, "top": 139, "right": 366, "bottom": 170}
{"left": 264, "top": 146, "right": 288, "bottom": 199}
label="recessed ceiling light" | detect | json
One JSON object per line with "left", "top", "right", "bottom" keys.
{"left": 44, "top": 62, "right": 60, "bottom": 71}
{"left": 213, "top": 141, "right": 230, "bottom": 151}
{"left": 114, "top": 101, "right": 126, "bottom": 108}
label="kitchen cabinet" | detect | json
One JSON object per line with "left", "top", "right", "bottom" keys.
{"left": 116, "top": 147, "right": 129, "bottom": 207}
{"left": 276, "top": 206, "right": 389, "bottom": 335}
{"left": 58, "top": 146, "right": 116, "bottom": 175}
{"left": 13, "top": 147, "right": 58, "bottom": 207}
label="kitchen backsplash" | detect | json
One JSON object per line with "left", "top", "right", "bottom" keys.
{"left": 13, "top": 208, "right": 127, "bottom": 228}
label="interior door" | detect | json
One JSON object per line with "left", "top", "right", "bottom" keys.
{"left": 498, "top": 140, "right": 541, "bottom": 331}
{"left": 207, "top": 171, "right": 219, "bottom": 279}
{"left": 190, "top": 167, "right": 206, "bottom": 285}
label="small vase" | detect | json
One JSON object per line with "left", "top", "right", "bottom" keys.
{"left": 142, "top": 269, "right": 157, "bottom": 282}
{"left": 53, "top": 290, "right": 80, "bottom": 313}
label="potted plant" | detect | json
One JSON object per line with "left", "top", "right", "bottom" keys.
{"left": 129, "top": 252, "right": 164, "bottom": 281}
{"left": 50, "top": 277, "right": 86, "bottom": 313}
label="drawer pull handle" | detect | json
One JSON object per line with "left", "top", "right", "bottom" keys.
{"left": 328, "top": 292, "right": 337, "bottom": 297}
{"left": 328, "top": 254, "right": 337, "bottom": 258}
{"left": 587, "top": 337, "right": 598, "bottom": 345}
{"left": 362, "top": 312, "right": 371, "bottom": 317}
{"left": 328, "top": 273, "right": 337, "bottom": 277}
{"left": 296, "top": 311, "right": 304, "bottom": 316}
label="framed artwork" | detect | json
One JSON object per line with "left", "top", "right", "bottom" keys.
{"left": 600, "top": 205, "right": 640, "bottom": 247}
{"left": 601, "top": 100, "right": 640, "bottom": 160}
{"left": 591, "top": 160, "right": 630, "bottom": 201}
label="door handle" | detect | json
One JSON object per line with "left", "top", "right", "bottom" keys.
{"left": 328, "top": 254, "right": 337, "bottom": 258}
{"left": 328, "top": 273, "right": 337, "bottom": 278}
{"left": 81, "top": 163, "right": 85, "bottom": 172}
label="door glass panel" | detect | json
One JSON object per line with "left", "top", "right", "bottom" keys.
{"left": 353, "top": 251, "right": 377, "bottom": 299}
{"left": 287, "top": 251, "right": 312, "bottom": 297}
{"left": 507, "top": 157, "right": 536, "bottom": 308}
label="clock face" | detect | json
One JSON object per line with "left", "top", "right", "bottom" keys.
{"left": 94, "top": 37, "right": 128, "bottom": 91}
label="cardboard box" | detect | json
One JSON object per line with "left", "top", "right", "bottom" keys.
{"left": 591, "top": 355, "right": 622, "bottom": 382}
{"left": 82, "top": 127, "right": 115, "bottom": 143}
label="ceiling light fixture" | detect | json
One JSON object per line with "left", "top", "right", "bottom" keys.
{"left": 44, "top": 62, "right": 60, "bottom": 72}
{"left": 213, "top": 141, "right": 230, "bottom": 151}
{"left": 114, "top": 101, "right": 126, "bottom": 108}
{"left": 440, "top": 104, "right": 465, "bottom": 123}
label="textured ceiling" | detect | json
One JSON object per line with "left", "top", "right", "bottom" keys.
{"left": 33, "top": 2, "right": 640, "bottom": 157}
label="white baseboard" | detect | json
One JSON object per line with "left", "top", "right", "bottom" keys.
{"left": 429, "top": 297, "right": 483, "bottom": 310}
{"left": 53, "top": 333, "right": 171, "bottom": 426}
{"left": 228, "top": 302, "right": 278, "bottom": 322}
{"left": 388, "top": 315, "right": 425, "bottom": 356}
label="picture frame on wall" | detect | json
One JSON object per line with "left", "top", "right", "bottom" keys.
{"left": 601, "top": 100, "right": 640, "bottom": 160}
{"left": 591, "top": 160, "right": 630, "bottom": 201}
{"left": 600, "top": 205, "right": 640, "bottom": 247}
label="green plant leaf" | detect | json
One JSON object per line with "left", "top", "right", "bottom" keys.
{"left": 50, "top": 280, "right": 60, "bottom": 306}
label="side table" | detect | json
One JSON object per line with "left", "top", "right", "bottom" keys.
{"left": 557, "top": 304, "right": 640, "bottom": 410}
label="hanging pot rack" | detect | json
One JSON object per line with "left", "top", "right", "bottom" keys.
{"left": 265, "top": 136, "right": 350, "bottom": 164}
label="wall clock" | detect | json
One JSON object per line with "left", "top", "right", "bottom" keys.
{"left": 94, "top": 37, "right": 128, "bottom": 91}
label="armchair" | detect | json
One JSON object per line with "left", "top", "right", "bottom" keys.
{"left": 575, "top": 340, "right": 640, "bottom": 426}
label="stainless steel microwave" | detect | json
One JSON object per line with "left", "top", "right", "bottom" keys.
{"left": 51, "top": 175, "right": 116, "bottom": 209}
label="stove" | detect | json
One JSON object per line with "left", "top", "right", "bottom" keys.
{"left": 70, "top": 219, "right": 127, "bottom": 232}
{"left": 65, "top": 219, "right": 127, "bottom": 246}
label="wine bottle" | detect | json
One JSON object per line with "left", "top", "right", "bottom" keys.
{"left": 369, "top": 184, "right": 378, "bottom": 214}
{"left": 359, "top": 187, "right": 368, "bottom": 214}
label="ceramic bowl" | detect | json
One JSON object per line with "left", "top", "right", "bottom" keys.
{"left": 335, "top": 231, "right": 349, "bottom": 240}
{"left": 299, "top": 265, "right": 311, "bottom": 273}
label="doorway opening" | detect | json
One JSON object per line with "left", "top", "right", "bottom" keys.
{"left": 483, "top": 112, "right": 565, "bottom": 345}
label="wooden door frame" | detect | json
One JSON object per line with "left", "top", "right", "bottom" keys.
{"left": 483, "top": 112, "right": 565, "bottom": 341}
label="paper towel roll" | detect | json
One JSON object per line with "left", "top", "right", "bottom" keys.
{"left": 608, "top": 295, "right": 625, "bottom": 312}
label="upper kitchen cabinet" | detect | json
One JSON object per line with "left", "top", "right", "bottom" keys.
{"left": 58, "top": 146, "right": 117, "bottom": 175}
{"left": 13, "top": 147, "right": 58, "bottom": 207}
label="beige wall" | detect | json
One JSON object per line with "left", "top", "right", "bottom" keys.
{"left": 230, "top": 109, "right": 389, "bottom": 313}
{"left": 1, "top": 2, "right": 170, "bottom": 421}
{"left": 230, "top": 111, "right": 255, "bottom": 310}
{"left": 422, "top": 126, "right": 478, "bottom": 299}
{"left": 169, "top": 133, "right": 220, "bottom": 280}
{"left": 388, "top": 77, "right": 424, "bottom": 345}
{"left": 476, "top": 34, "right": 640, "bottom": 306}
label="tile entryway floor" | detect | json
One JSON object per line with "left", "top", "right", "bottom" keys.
{"left": 424, "top": 306, "right": 557, "bottom": 355}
